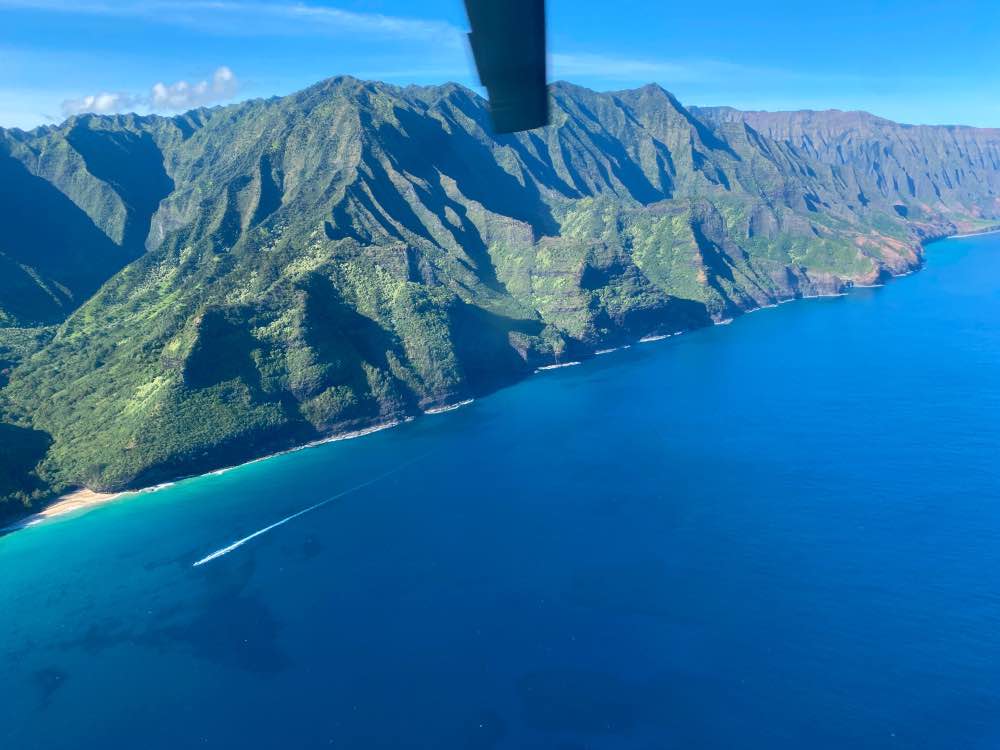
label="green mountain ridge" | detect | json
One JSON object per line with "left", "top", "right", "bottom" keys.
{"left": 1, "top": 77, "right": 998, "bottom": 519}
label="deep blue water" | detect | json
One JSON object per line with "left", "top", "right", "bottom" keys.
{"left": 2, "top": 235, "right": 1000, "bottom": 749}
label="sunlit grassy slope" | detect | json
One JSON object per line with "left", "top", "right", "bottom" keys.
{"left": 1, "top": 78, "right": 998, "bottom": 516}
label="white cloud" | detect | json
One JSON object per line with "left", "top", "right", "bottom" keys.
{"left": 551, "top": 53, "right": 749, "bottom": 85}
{"left": 61, "top": 90, "right": 142, "bottom": 116}
{"left": 0, "top": 1, "right": 462, "bottom": 42}
{"left": 61, "top": 66, "right": 239, "bottom": 117}
{"left": 150, "top": 65, "right": 237, "bottom": 110}
{"left": 245, "top": 2, "right": 460, "bottom": 40}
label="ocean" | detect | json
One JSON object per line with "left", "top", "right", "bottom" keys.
{"left": 1, "top": 234, "right": 999, "bottom": 749}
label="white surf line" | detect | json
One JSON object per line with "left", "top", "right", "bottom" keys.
{"left": 535, "top": 361, "right": 581, "bottom": 372}
{"left": 192, "top": 455, "right": 428, "bottom": 567}
{"left": 204, "top": 421, "right": 406, "bottom": 479}
{"left": 948, "top": 228, "right": 1000, "bottom": 239}
{"left": 424, "top": 399, "right": 474, "bottom": 415}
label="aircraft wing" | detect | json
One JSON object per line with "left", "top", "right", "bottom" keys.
{"left": 463, "top": 0, "right": 549, "bottom": 134}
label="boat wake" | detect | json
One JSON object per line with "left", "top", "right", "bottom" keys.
{"left": 192, "top": 454, "right": 429, "bottom": 567}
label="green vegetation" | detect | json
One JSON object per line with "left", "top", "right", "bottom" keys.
{"left": 0, "top": 423, "right": 51, "bottom": 520}
{"left": 0, "top": 77, "right": 997, "bottom": 519}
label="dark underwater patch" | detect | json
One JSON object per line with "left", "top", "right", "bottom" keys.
{"left": 33, "top": 666, "right": 69, "bottom": 709}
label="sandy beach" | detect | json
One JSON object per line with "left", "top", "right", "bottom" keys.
{"left": 1, "top": 418, "right": 414, "bottom": 534}
{"left": 2, "top": 488, "right": 124, "bottom": 532}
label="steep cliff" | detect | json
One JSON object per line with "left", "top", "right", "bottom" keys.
{"left": 1, "top": 78, "right": 997, "bottom": 517}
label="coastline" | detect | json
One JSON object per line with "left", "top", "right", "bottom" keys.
{"left": 5, "top": 224, "right": 994, "bottom": 535}
{"left": 424, "top": 399, "right": 475, "bottom": 415}
{"left": 947, "top": 227, "right": 1000, "bottom": 240}
{"left": 535, "top": 361, "right": 582, "bottom": 372}
{"left": 1, "top": 489, "right": 124, "bottom": 533}
{"left": 1, "top": 409, "right": 478, "bottom": 533}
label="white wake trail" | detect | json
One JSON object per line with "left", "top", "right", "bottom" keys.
{"left": 193, "top": 456, "right": 426, "bottom": 567}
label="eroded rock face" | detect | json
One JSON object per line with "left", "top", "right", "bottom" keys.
{"left": 693, "top": 106, "right": 1000, "bottom": 222}
{"left": 1, "top": 78, "right": 998, "bottom": 510}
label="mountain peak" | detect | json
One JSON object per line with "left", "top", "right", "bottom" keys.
{"left": 1, "top": 76, "right": 999, "bottom": 516}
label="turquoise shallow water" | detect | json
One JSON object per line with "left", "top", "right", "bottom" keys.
{"left": 2, "top": 235, "right": 999, "bottom": 749}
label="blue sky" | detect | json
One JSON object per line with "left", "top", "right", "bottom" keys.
{"left": 1, "top": 0, "right": 999, "bottom": 130}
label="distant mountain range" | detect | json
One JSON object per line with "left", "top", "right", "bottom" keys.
{"left": 2, "top": 77, "right": 998, "bottom": 519}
